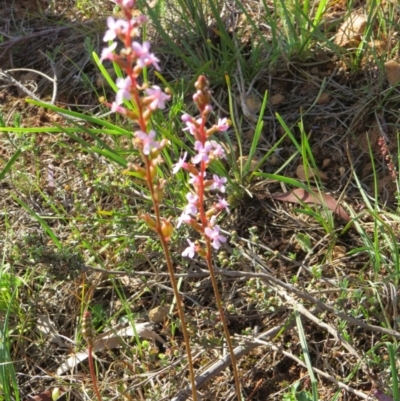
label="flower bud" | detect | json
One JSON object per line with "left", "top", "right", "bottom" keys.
{"left": 149, "top": 164, "right": 157, "bottom": 180}
{"left": 82, "top": 311, "right": 94, "bottom": 348}
{"left": 161, "top": 218, "right": 173, "bottom": 241}
{"left": 154, "top": 179, "right": 166, "bottom": 203}
{"left": 140, "top": 213, "right": 157, "bottom": 230}
{"left": 206, "top": 207, "right": 216, "bottom": 219}
{"left": 197, "top": 247, "right": 206, "bottom": 258}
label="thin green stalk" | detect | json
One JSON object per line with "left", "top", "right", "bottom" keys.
{"left": 387, "top": 342, "right": 399, "bottom": 401}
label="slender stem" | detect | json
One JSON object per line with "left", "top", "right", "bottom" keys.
{"left": 87, "top": 346, "right": 103, "bottom": 401}
{"left": 144, "top": 158, "right": 198, "bottom": 401}
{"left": 204, "top": 243, "right": 242, "bottom": 400}
{"left": 197, "top": 114, "right": 242, "bottom": 400}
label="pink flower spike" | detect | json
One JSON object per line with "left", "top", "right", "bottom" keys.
{"left": 204, "top": 225, "right": 227, "bottom": 250}
{"left": 216, "top": 117, "right": 230, "bottom": 132}
{"left": 172, "top": 152, "right": 188, "bottom": 174}
{"left": 100, "top": 42, "right": 118, "bottom": 62}
{"left": 135, "top": 130, "right": 160, "bottom": 155}
{"left": 182, "top": 239, "right": 196, "bottom": 258}
{"left": 132, "top": 41, "right": 161, "bottom": 70}
{"left": 115, "top": 76, "right": 132, "bottom": 105}
{"left": 211, "top": 175, "right": 227, "bottom": 193}
{"left": 103, "top": 17, "right": 129, "bottom": 41}
{"left": 216, "top": 196, "right": 230, "bottom": 214}
{"left": 193, "top": 141, "right": 213, "bottom": 164}
{"left": 145, "top": 86, "right": 171, "bottom": 110}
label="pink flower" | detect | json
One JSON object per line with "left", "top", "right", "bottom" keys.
{"left": 177, "top": 212, "right": 191, "bottom": 228}
{"left": 135, "top": 130, "right": 160, "bottom": 155}
{"left": 132, "top": 41, "right": 160, "bottom": 70}
{"left": 182, "top": 115, "right": 203, "bottom": 136}
{"left": 183, "top": 121, "right": 198, "bottom": 136}
{"left": 181, "top": 113, "right": 194, "bottom": 123}
{"left": 111, "top": 102, "right": 129, "bottom": 115}
{"left": 210, "top": 140, "right": 226, "bottom": 159}
{"left": 103, "top": 17, "right": 129, "bottom": 41}
{"left": 182, "top": 239, "right": 196, "bottom": 258}
{"left": 172, "top": 152, "right": 188, "bottom": 174}
{"left": 115, "top": 76, "right": 132, "bottom": 105}
{"left": 184, "top": 193, "right": 198, "bottom": 215}
{"left": 144, "top": 86, "right": 170, "bottom": 110}
{"left": 188, "top": 171, "right": 206, "bottom": 186}
{"left": 204, "top": 224, "right": 227, "bottom": 250}
{"left": 215, "top": 118, "right": 229, "bottom": 132}
{"left": 211, "top": 175, "right": 227, "bottom": 192}
{"left": 215, "top": 196, "right": 229, "bottom": 214}
{"left": 112, "top": 0, "right": 134, "bottom": 8}
{"left": 100, "top": 42, "right": 117, "bottom": 62}
{"left": 193, "top": 141, "right": 212, "bottom": 164}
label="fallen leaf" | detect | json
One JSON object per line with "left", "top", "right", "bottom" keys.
{"left": 332, "top": 245, "right": 346, "bottom": 259}
{"left": 149, "top": 305, "right": 168, "bottom": 323}
{"left": 244, "top": 93, "right": 261, "bottom": 114}
{"left": 316, "top": 92, "right": 331, "bottom": 104}
{"left": 296, "top": 165, "right": 328, "bottom": 182}
{"left": 335, "top": 13, "right": 367, "bottom": 47}
{"left": 35, "top": 315, "right": 65, "bottom": 347}
{"left": 26, "top": 391, "right": 52, "bottom": 401}
{"left": 237, "top": 155, "right": 259, "bottom": 172}
{"left": 385, "top": 59, "right": 400, "bottom": 86}
{"left": 57, "top": 321, "right": 164, "bottom": 375}
{"left": 272, "top": 188, "right": 351, "bottom": 222}
{"left": 322, "top": 159, "right": 331, "bottom": 168}
{"left": 270, "top": 93, "right": 285, "bottom": 106}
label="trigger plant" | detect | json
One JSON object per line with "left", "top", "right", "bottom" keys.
{"left": 100, "top": 0, "right": 198, "bottom": 399}
{"left": 100, "top": 0, "right": 241, "bottom": 399}
{"left": 173, "top": 77, "right": 242, "bottom": 398}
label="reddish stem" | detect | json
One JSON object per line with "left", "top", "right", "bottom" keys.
{"left": 87, "top": 345, "right": 103, "bottom": 401}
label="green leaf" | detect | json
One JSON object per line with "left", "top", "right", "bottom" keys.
{"left": 0, "top": 149, "right": 21, "bottom": 181}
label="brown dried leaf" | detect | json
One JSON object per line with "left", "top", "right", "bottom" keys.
{"left": 385, "top": 59, "right": 400, "bottom": 86}
{"left": 27, "top": 391, "right": 52, "bottom": 401}
{"left": 237, "top": 155, "right": 259, "bottom": 172}
{"left": 35, "top": 315, "right": 65, "bottom": 347}
{"left": 272, "top": 188, "right": 351, "bottom": 222}
{"left": 244, "top": 94, "right": 261, "bottom": 114}
{"left": 332, "top": 245, "right": 347, "bottom": 259}
{"left": 322, "top": 159, "right": 331, "bottom": 169}
{"left": 335, "top": 13, "right": 367, "bottom": 47}
{"left": 316, "top": 92, "right": 331, "bottom": 105}
{"left": 56, "top": 321, "right": 164, "bottom": 375}
{"left": 149, "top": 305, "right": 168, "bottom": 323}
{"left": 270, "top": 93, "right": 285, "bottom": 106}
